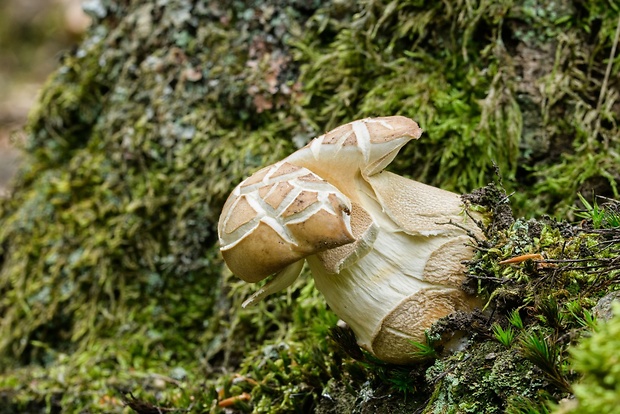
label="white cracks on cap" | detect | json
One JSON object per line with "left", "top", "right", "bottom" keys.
{"left": 218, "top": 161, "right": 354, "bottom": 283}
{"left": 219, "top": 161, "right": 351, "bottom": 251}
{"left": 218, "top": 116, "right": 483, "bottom": 364}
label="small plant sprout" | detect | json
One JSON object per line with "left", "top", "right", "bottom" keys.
{"left": 575, "top": 193, "right": 620, "bottom": 229}
{"left": 409, "top": 332, "right": 438, "bottom": 360}
{"left": 520, "top": 332, "right": 571, "bottom": 392}
{"left": 562, "top": 300, "right": 598, "bottom": 330}
{"left": 536, "top": 297, "right": 565, "bottom": 330}
{"left": 576, "top": 310, "right": 597, "bottom": 330}
{"left": 492, "top": 323, "right": 516, "bottom": 347}
{"left": 509, "top": 310, "right": 525, "bottom": 330}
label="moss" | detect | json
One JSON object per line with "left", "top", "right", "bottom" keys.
{"left": 0, "top": 1, "right": 619, "bottom": 413}
{"left": 296, "top": 1, "right": 522, "bottom": 192}
{"left": 566, "top": 303, "right": 620, "bottom": 414}
{"left": 295, "top": 0, "right": 620, "bottom": 217}
{"left": 0, "top": 1, "right": 321, "bottom": 411}
{"left": 424, "top": 341, "right": 548, "bottom": 414}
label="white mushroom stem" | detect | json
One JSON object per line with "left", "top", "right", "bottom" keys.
{"left": 307, "top": 173, "right": 480, "bottom": 363}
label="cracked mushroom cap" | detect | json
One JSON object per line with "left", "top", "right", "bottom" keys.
{"left": 218, "top": 161, "right": 355, "bottom": 283}
{"left": 285, "top": 116, "right": 422, "bottom": 196}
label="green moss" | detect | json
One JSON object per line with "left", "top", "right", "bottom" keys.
{"left": 295, "top": 0, "right": 620, "bottom": 217}
{"left": 0, "top": 2, "right": 319, "bottom": 411}
{"left": 424, "top": 341, "right": 548, "bottom": 414}
{"left": 296, "top": 1, "right": 522, "bottom": 192}
{"left": 566, "top": 303, "right": 620, "bottom": 414}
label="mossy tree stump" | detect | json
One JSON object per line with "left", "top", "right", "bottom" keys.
{"left": 0, "top": 1, "right": 619, "bottom": 412}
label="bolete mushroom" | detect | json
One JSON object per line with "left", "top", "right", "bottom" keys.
{"left": 218, "top": 116, "right": 483, "bottom": 364}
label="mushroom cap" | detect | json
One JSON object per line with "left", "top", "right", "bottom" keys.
{"left": 285, "top": 116, "right": 423, "bottom": 200}
{"left": 218, "top": 161, "right": 355, "bottom": 282}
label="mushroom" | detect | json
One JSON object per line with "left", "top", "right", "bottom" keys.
{"left": 218, "top": 116, "right": 483, "bottom": 364}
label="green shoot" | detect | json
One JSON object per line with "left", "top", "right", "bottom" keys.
{"left": 386, "top": 366, "right": 417, "bottom": 397}
{"left": 409, "top": 332, "right": 438, "bottom": 360}
{"left": 519, "top": 332, "right": 571, "bottom": 392}
{"left": 508, "top": 310, "right": 524, "bottom": 330}
{"left": 536, "top": 297, "right": 564, "bottom": 330}
{"left": 492, "top": 323, "right": 516, "bottom": 347}
{"left": 575, "top": 193, "right": 620, "bottom": 229}
{"left": 575, "top": 309, "right": 597, "bottom": 330}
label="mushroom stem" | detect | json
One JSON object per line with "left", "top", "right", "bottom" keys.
{"left": 306, "top": 172, "right": 480, "bottom": 364}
